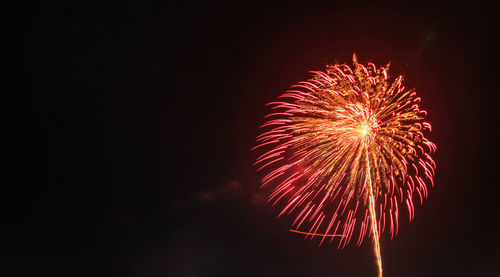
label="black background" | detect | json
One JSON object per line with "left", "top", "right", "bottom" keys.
{"left": 11, "top": 1, "right": 500, "bottom": 276}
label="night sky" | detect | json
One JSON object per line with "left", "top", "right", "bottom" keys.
{"left": 11, "top": 1, "right": 500, "bottom": 276}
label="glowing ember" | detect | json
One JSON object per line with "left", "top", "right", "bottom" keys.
{"left": 253, "top": 54, "right": 436, "bottom": 277}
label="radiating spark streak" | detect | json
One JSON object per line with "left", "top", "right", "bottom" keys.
{"left": 254, "top": 54, "right": 436, "bottom": 277}
{"left": 289, "top": 229, "right": 344, "bottom": 237}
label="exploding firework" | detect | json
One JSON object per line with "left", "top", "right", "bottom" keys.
{"left": 253, "top": 54, "right": 436, "bottom": 277}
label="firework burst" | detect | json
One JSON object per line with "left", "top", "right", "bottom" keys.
{"left": 253, "top": 54, "right": 436, "bottom": 277}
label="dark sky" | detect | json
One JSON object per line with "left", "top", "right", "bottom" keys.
{"left": 11, "top": 1, "right": 499, "bottom": 276}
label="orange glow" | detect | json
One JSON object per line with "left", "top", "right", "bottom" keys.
{"left": 254, "top": 54, "right": 436, "bottom": 277}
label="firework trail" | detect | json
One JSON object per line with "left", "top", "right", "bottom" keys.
{"left": 253, "top": 54, "right": 436, "bottom": 276}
